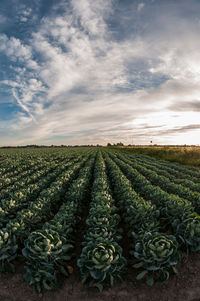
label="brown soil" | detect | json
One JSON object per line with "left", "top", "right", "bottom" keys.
{"left": 0, "top": 252, "right": 200, "bottom": 301}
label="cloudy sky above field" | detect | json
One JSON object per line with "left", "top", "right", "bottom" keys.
{"left": 0, "top": 0, "right": 200, "bottom": 146}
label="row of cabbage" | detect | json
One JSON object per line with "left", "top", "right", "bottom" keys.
{"left": 22, "top": 154, "right": 95, "bottom": 292}
{"left": 109, "top": 151, "right": 200, "bottom": 253}
{"left": 0, "top": 154, "right": 83, "bottom": 227}
{"left": 0, "top": 150, "right": 80, "bottom": 190}
{"left": 78, "top": 152, "right": 126, "bottom": 291}
{"left": 117, "top": 153, "right": 200, "bottom": 213}
{"left": 0, "top": 151, "right": 48, "bottom": 176}
{"left": 151, "top": 154, "right": 200, "bottom": 175}
{"left": 0, "top": 155, "right": 68, "bottom": 204}
{"left": 131, "top": 153, "right": 200, "bottom": 182}
{"left": 103, "top": 152, "right": 181, "bottom": 286}
{"left": 127, "top": 154, "right": 200, "bottom": 191}
{"left": 0, "top": 157, "right": 46, "bottom": 189}
{"left": 1, "top": 148, "right": 200, "bottom": 292}
{"left": 0, "top": 153, "right": 90, "bottom": 274}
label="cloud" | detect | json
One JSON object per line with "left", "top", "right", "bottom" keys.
{"left": 12, "top": 88, "right": 35, "bottom": 121}
{"left": 29, "top": 0, "right": 129, "bottom": 101}
{"left": 164, "top": 124, "right": 200, "bottom": 134}
{"left": 0, "top": 34, "right": 32, "bottom": 62}
{"left": 169, "top": 100, "right": 200, "bottom": 112}
{"left": 1, "top": 0, "right": 200, "bottom": 145}
{"left": 137, "top": 3, "right": 145, "bottom": 12}
{"left": 71, "top": 0, "right": 112, "bottom": 36}
{"left": 17, "top": 5, "right": 33, "bottom": 23}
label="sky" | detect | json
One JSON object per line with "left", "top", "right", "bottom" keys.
{"left": 0, "top": 0, "right": 200, "bottom": 146}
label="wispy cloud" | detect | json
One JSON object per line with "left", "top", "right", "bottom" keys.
{"left": 12, "top": 88, "right": 35, "bottom": 121}
{"left": 0, "top": 0, "right": 200, "bottom": 145}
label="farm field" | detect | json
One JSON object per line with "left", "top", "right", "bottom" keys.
{"left": 121, "top": 146, "right": 200, "bottom": 167}
{"left": 0, "top": 147, "right": 200, "bottom": 301}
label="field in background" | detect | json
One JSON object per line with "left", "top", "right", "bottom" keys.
{"left": 120, "top": 146, "right": 200, "bottom": 167}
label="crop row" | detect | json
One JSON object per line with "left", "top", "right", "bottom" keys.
{"left": 0, "top": 155, "right": 85, "bottom": 227}
{"left": 0, "top": 152, "right": 79, "bottom": 191}
{"left": 128, "top": 154, "right": 200, "bottom": 192}
{"left": 0, "top": 148, "right": 200, "bottom": 292}
{"left": 117, "top": 153, "right": 200, "bottom": 213}
{"left": 0, "top": 154, "right": 70, "bottom": 198}
{"left": 130, "top": 153, "right": 200, "bottom": 183}
{"left": 109, "top": 152, "right": 200, "bottom": 252}
{"left": 0, "top": 148, "right": 88, "bottom": 180}
{"left": 103, "top": 152, "right": 181, "bottom": 285}
{"left": 78, "top": 152, "right": 126, "bottom": 291}
{"left": 0, "top": 153, "right": 90, "bottom": 273}
{"left": 22, "top": 154, "right": 95, "bottom": 292}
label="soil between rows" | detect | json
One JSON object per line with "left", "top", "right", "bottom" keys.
{"left": 0, "top": 251, "right": 200, "bottom": 301}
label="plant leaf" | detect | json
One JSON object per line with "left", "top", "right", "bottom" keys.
{"left": 136, "top": 270, "right": 148, "bottom": 280}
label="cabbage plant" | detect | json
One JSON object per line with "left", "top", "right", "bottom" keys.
{"left": 23, "top": 229, "right": 73, "bottom": 292}
{"left": 173, "top": 213, "right": 200, "bottom": 251}
{"left": 132, "top": 232, "right": 181, "bottom": 285}
{"left": 0, "top": 230, "right": 18, "bottom": 272}
{"left": 77, "top": 241, "right": 126, "bottom": 290}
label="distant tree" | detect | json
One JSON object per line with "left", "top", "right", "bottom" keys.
{"left": 107, "top": 143, "right": 112, "bottom": 147}
{"left": 116, "top": 142, "right": 124, "bottom": 146}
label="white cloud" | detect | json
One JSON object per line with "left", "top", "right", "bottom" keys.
{"left": 18, "top": 7, "right": 32, "bottom": 23}
{"left": 30, "top": 1, "right": 128, "bottom": 99}
{"left": 23, "top": 8, "right": 32, "bottom": 17}
{"left": 1, "top": 0, "right": 200, "bottom": 145}
{"left": 0, "top": 80, "right": 19, "bottom": 88}
{"left": 12, "top": 88, "right": 35, "bottom": 121}
{"left": 71, "top": 0, "right": 112, "bottom": 36}
{"left": 137, "top": 3, "right": 145, "bottom": 12}
{"left": 0, "top": 34, "right": 32, "bottom": 62}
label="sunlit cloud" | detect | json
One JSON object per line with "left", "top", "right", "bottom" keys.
{"left": 0, "top": 0, "right": 200, "bottom": 145}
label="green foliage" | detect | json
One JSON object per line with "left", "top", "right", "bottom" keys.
{"left": 23, "top": 229, "right": 73, "bottom": 292}
{"left": 77, "top": 152, "right": 126, "bottom": 290}
{"left": 173, "top": 213, "right": 200, "bottom": 251}
{"left": 0, "top": 230, "right": 18, "bottom": 272}
{"left": 0, "top": 152, "right": 88, "bottom": 279}
{"left": 22, "top": 155, "right": 95, "bottom": 292}
{"left": 130, "top": 154, "right": 200, "bottom": 192}
{"left": 104, "top": 151, "right": 200, "bottom": 285}
{"left": 83, "top": 226, "right": 122, "bottom": 244}
{"left": 122, "top": 146, "right": 200, "bottom": 168}
{"left": 103, "top": 153, "right": 160, "bottom": 237}
{"left": 122, "top": 156, "right": 200, "bottom": 213}
{"left": 24, "top": 264, "right": 57, "bottom": 293}
{"left": 132, "top": 232, "right": 181, "bottom": 285}
{"left": 78, "top": 241, "right": 126, "bottom": 288}
{"left": 110, "top": 152, "right": 200, "bottom": 252}
{"left": 1, "top": 147, "right": 200, "bottom": 291}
